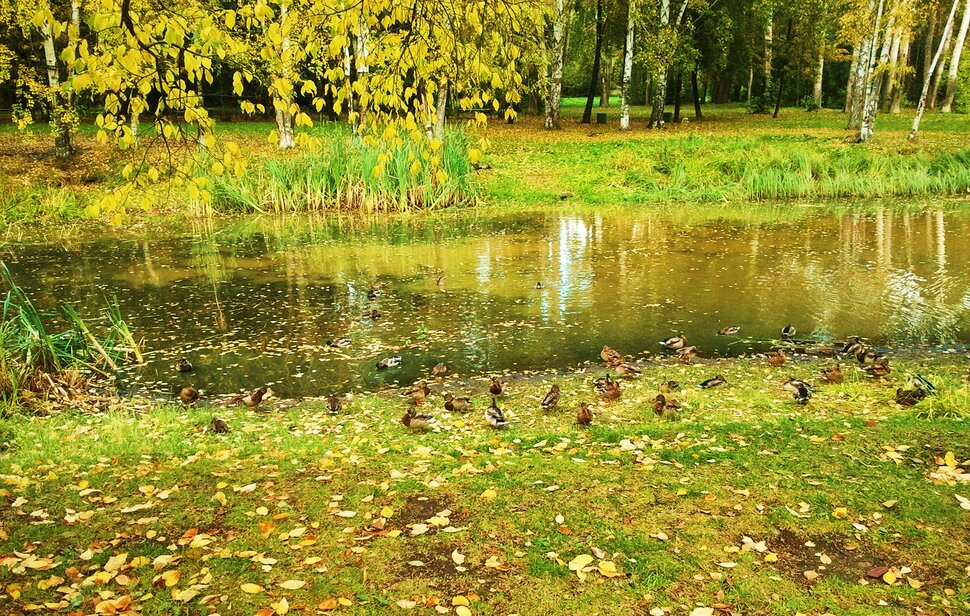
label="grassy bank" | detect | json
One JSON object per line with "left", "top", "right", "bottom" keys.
{"left": 2, "top": 104, "right": 970, "bottom": 229}
{"left": 2, "top": 356, "right": 969, "bottom": 615}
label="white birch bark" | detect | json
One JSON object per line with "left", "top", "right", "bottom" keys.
{"left": 941, "top": 0, "right": 970, "bottom": 112}
{"left": 813, "top": 53, "right": 824, "bottom": 106}
{"left": 619, "top": 0, "right": 636, "bottom": 131}
{"left": 275, "top": 2, "right": 295, "bottom": 149}
{"left": 545, "top": 0, "right": 568, "bottom": 129}
{"left": 910, "top": 0, "right": 961, "bottom": 138}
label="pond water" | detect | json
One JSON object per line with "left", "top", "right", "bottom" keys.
{"left": 4, "top": 205, "right": 970, "bottom": 398}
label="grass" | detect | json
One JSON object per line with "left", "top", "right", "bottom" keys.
{"left": 2, "top": 355, "right": 969, "bottom": 614}
{"left": 3, "top": 104, "right": 970, "bottom": 230}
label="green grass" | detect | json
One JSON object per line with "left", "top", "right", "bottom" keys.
{"left": 2, "top": 356, "right": 969, "bottom": 614}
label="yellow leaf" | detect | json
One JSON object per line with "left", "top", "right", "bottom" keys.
{"left": 380, "top": 507, "right": 394, "bottom": 518}
{"left": 272, "top": 598, "right": 289, "bottom": 614}
{"left": 240, "top": 583, "right": 263, "bottom": 594}
{"left": 212, "top": 491, "right": 227, "bottom": 506}
{"left": 944, "top": 451, "right": 957, "bottom": 468}
{"left": 568, "top": 554, "right": 594, "bottom": 571}
{"left": 883, "top": 571, "right": 897, "bottom": 585}
{"left": 456, "top": 606, "right": 472, "bottom": 616}
{"left": 832, "top": 507, "right": 848, "bottom": 519}
{"left": 279, "top": 580, "right": 305, "bottom": 590}
{"left": 452, "top": 596, "right": 470, "bottom": 606}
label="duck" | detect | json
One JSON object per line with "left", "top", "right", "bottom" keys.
{"left": 677, "top": 346, "right": 701, "bottom": 365}
{"left": 659, "top": 376, "right": 680, "bottom": 393}
{"left": 210, "top": 417, "right": 230, "bottom": 433}
{"left": 767, "top": 350, "right": 787, "bottom": 368}
{"left": 485, "top": 397, "right": 508, "bottom": 428}
{"left": 432, "top": 362, "right": 448, "bottom": 377}
{"left": 405, "top": 380, "right": 431, "bottom": 404}
{"left": 858, "top": 349, "right": 884, "bottom": 365}
{"left": 443, "top": 392, "right": 471, "bottom": 413}
{"left": 489, "top": 377, "right": 505, "bottom": 396}
{"left": 367, "top": 289, "right": 382, "bottom": 300}
{"left": 600, "top": 345, "right": 623, "bottom": 367}
{"left": 326, "top": 337, "right": 352, "bottom": 349}
{"left": 179, "top": 386, "right": 199, "bottom": 405}
{"left": 177, "top": 358, "right": 194, "bottom": 373}
{"left": 376, "top": 356, "right": 402, "bottom": 369}
{"left": 595, "top": 374, "right": 622, "bottom": 401}
{"left": 820, "top": 364, "right": 844, "bottom": 384}
{"left": 535, "top": 281, "right": 543, "bottom": 290}
{"left": 652, "top": 394, "right": 680, "bottom": 418}
{"left": 782, "top": 378, "right": 813, "bottom": 405}
{"left": 865, "top": 359, "right": 891, "bottom": 378}
{"left": 782, "top": 324, "right": 796, "bottom": 337}
{"left": 699, "top": 375, "right": 728, "bottom": 389}
{"left": 402, "top": 409, "right": 434, "bottom": 432}
{"left": 895, "top": 374, "right": 935, "bottom": 406}
{"left": 842, "top": 337, "right": 866, "bottom": 357}
{"left": 659, "top": 335, "right": 688, "bottom": 350}
{"left": 369, "top": 309, "right": 383, "bottom": 320}
{"left": 237, "top": 386, "right": 268, "bottom": 409}
{"left": 436, "top": 275, "right": 445, "bottom": 287}
{"left": 576, "top": 402, "right": 593, "bottom": 426}
{"left": 718, "top": 326, "right": 740, "bottom": 336}
{"left": 327, "top": 394, "right": 343, "bottom": 415}
{"left": 541, "top": 384, "right": 561, "bottom": 411}
{"left": 614, "top": 362, "right": 642, "bottom": 377}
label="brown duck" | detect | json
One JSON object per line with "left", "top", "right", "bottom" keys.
{"left": 678, "top": 346, "right": 701, "bottom": 365}
{"left": 767, "top": 350, "right": 787, "bottom": 368}
{"left": 595, "top": 374, "right": 622, "bottom": 401}
{"left": 865, "top": 359, "right": 891, "bottom": 378}
{"left": 443, "top": 392, "right": 471, "bottom": 413}
{"left": 541, "top": 384, "right": 561, "bottom": 411}
{"left": 820, "top": 364, "right": 844, "bottom": 384}
{"left": 402, "top": 409, "right": 433, "bottom": 432}
{"left": 659, "top": 377, "right": 680, "bottom": 394}
{"left": 405, "top": 380, "right": 431, "bottom": 404}
{"left": 210, "top": 417, "right": 230, "bottom": 433}
{"left": 652, "top": 394, "right": 680, "bottom": 418}
{"left": 600, "top": 345, "right": 623, "bottom": 367}
{"left": 576, "top": 402, "right": 593, "bottom": 426}
{"left": 489, "top": 377, "right": 505, "bottom": 396}
{"left": 179, "top": 386, "right": 199, "bottom": 406}
{"left": 236, "top": 387, "right": 268, "bottom": 409}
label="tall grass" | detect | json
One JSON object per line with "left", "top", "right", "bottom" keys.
{"left": 203, "top": 133, "right": 477, "bottom": 214}
{"left": 1, "top": 264, "right": 142, "bottom": 407}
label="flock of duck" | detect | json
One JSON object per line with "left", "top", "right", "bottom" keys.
{"left": 173, "top": 322, "right": 935, "bottom": 435}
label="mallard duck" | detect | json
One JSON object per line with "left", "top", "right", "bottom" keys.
{"left": 367, "top": 289, "right": 382, "bottom": 300}
{"left": 895, "top": 386, "right": 926, "bottom": 407}
{"left": 444, "top": 392, "right": 471, "bottom": 413}
{"left": 782, "top": 378, "right": 813, "bottom": 405}
{"left": 327, "top": 394, "right": 343, "bottom": 415}
{"left": 842, "top": 337, "right": 866, "bottom": 357}
{"left": 405, "top": 380, "right": 431, "bottom": 404}
{"left": 432, "top": 362, "right": 448, "bottom": 377}
{"left": 768, "top": 350, "right": 787, "bottom": 368}
{"left": 436, "top": 275, "right": 445, "bottom": 287}
{"left": 601, "top": 345, "right": 623, "bottom": 367}
{"left": 820, "top": 364, "right": 844, "bottom": 384}
{"left": 677, "top": 346, "right": 701, "bottom": 365}
{"left": 699, "top": 375, "right": 728, "bottom": 389}
{"left": 659, "top": 376, "right": 680, "bottom": 394}
{"left": 858, "top": 350, "right": 884, "bottom": 365}
{"left": 489, "top": 377, "right": 505, "bottom": 396}
{"left": 210, "top": 417, "right": 230, "bottom": 433}
{"left": 576, "top": 402, "right": 593, "bottom": 426}
{"left": 376, "top": 356, "right": 402, "bottom": 369}
{"left": 718, "top": 326, "right": 740, "bottom": 336}
{"left": 541, "top": 384, "right": 561, "bottom": 411}
{"left": 402, "top": 409, "right": 434, "bottom": 432}
{"left": 485, "top": 397, "right": 508, "bottom": 428}
{"left": 595, "top": 374, "right": 622, "bottom": 401}
{"left": 327, "top": 337, "right": 352, "bottom": 349}
{"left": 614, "top": 362, "right": 642, "bottom": 377}
{"left": 178, "top": 358, "right": 194, "bottom": 373}
{"left": 535, "top": 281, "right": 543, "bottom": 290}
{"left": 237, "top": 386, "right": 268, "bottom": 409}
{"left": 865, "top": 359, "right": 891, "bottom": 378}
{"left": 782, "top": 324, "right": 796, "bottom": 337}
{"left": 369, "top": 309, "right": 383, "bottom": 320}
{"left": 179, "top": 386, "right": 199, "bottom": 405}
{"left": 659, "top": 335, "right": 688, "bottom": 350}
{"left": 652, "top": 394, "right": 680, "bottom": 418}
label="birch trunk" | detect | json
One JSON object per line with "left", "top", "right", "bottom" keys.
{"left": 619, "top": 0, "right": 635, "bottom": 131}
{"left": 881, "top": 27, "right": 901, "bottom": 112}
{"left": 891, "top": 32, "right": 910, "bottom": 112}
{"left": 860, "top": 10, "right": 891, "bottom": 141}
{"left": 274, "top": 3, "right": 295, "bottom": 149}
{"left": 41, "top": 21, "right": 73, "bottom": 160}
{"left": 923, "top": 8, "right": 937, "bottom": 87}
{"left": 941, "top": 0, "right": 970, "bottom": 112}
{"left": 545, "top": 0, "right": 568, "bottom": 129}
{"left": 928, "top": 22, "right": 955, "bottom": 107}
{"left": 600, "top": 53, "right": 613, "bottom": 106}
{"left": 649, "top": 0, "right": 672, "bottom": 127}
{"left": 813, "top": 53, "right": 824, "bottom": 107}
{"left": 845, "top": 44, "right": 860, "bottom": 113}
{"left": 747, "top": 66, "right": 753, "bottom": 103}
{"left": 911, "top": 0, "right": 961, "bottom": 138}
{"left": 434, "top": 80, "right": 448, "bottom": 138}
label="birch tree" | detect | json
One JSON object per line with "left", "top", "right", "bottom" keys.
{"left": 545, "top": 0, "right": 571, "bottom": 129}
{"left": 619, "top": 0, "right": 636, "bottom": 130}
{"left": 911, "top": 0, "right": 961, "bottom": 138}
{"left": 941, "top": 0, "right": 970, "bottom": 112}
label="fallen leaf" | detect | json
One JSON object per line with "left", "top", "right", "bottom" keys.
{"left": 279, "top": 580, "right": 305, "bottom": 590}
{"left": 240, "top": 583, "right": 263, "bottom": 594}
{"left": 451, "top": 550, "right": 465, "bottom": 565}
{"left": 568, "top": 554, "right": 594, "bottom": 571}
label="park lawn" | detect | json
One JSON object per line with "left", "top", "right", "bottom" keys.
{"left": 2, "top": 356, "right": 969, "bottom": 615}
{"left": 3, "top": 104, "right": 970, "bottom": 229}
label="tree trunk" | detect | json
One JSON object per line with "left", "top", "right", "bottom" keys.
{"left": 747, "top": 66, "right": 753, "bottom": 103}
{"left": 600, "top": 53, "right": 613, "bottom": 106}
{"left": 881, "top": 27, "right": 902, "bottom": 112}
{"left": 813, "top": 53, "right": 824, "bottom": 107}
{"left": 274, "top": 3, "right": 295, "bottom": 148}
{"left": 434, "top": 80, "right": 449, "bottom": 138}
{"left": 582, "top": 0, "right": 605, "bottom": 123}
{"left": 673, "top": 72, "right": 683, "bottom": 122}
{"left": 860, "top": 10, "right": 892, "bottom": 141}
{"left": 941, "top": 0, "right": 970, "bottom": 112}
{"left": 760, "top": 10, "right": 773, "bottom": 108}
{"left": 911, "top": 0, "right": 961, "bottom": 139}
{"left": 922, "top": 8, "right": 938, "bottom": 88}
{"left": 545, "top": 0, "right": 569, "bottom": 130}
{"left": 891, "top": 32, "right": 910, "bottom": 113}
{"left": 929, "top": 20, "right": 955, "bottom": 108}
{"left": 845, "top": 44, "right": 861, "bottom": 113}
{"left": 691, "top": 67, "right": 703, "bottom": 117}
{"left": 773, "top": 19, "right": 794, "bottom": 118}
{"left": 649, "top": 0, "right": 673, "bottom": 127}
{"left": 41, "top": 21, "right": 73, "bottom": 161}
{"left": 619, "top": 0, "right": 636, "bottom": 131}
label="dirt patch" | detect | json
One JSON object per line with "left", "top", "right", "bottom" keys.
{"left": 770, "top": 528, "right": 897, "bottom": 585}
{"left": 394, "top": 494, "right": 467, "bottom": 530}
{"left": 393, "top": 541, "right": 515, "bottom": 599}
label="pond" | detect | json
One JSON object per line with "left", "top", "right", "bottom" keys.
{"left": 4, "top": 205, "right": 970, "bottom": 399}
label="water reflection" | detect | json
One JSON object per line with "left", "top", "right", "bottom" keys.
{"left": 3, "top": 207, "right": 969, "bottom": 398}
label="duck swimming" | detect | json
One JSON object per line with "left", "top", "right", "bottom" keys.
{"left": 178, "top": 358, "right": 194, "bottom": 373}
{"left": 659, "top": 335, "right": 688, "bottom": 350}
{"left": 179, "top": 386, "right": 199, "bottom": 405}
{"left": 327, "top": 337, "right": 352, "bottom": 349}
{"left": 718, "top": 326, "right": 741, "bottom": 336}
{"left": 376, "top": 356, "right": 402, "bottom": 369}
